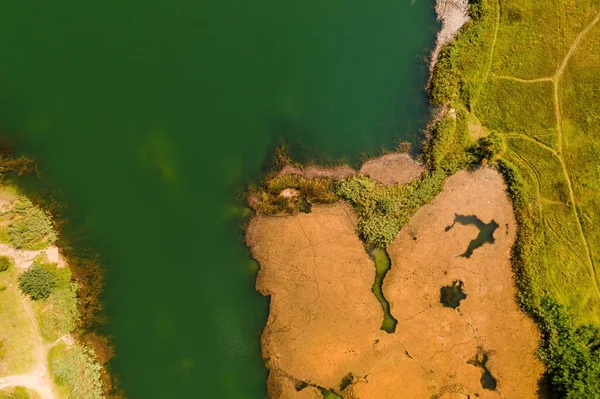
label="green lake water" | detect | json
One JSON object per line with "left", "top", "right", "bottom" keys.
{"left": 0, "top": 1, "right": 437, "bottom": 397}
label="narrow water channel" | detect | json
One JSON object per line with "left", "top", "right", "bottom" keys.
{"left": 369, "top": 247, "right": 398, "bottom": 333}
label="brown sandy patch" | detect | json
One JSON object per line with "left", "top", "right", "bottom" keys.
{"left": 247, "top": 204, "right": 385, "bottom": 390}
{"left": 280, "top": 188, "right": 300, "bottom": 198}
{"left": 381, "top": 167, "right": 543, "bottom": 398}
{"left": 247, "top": 168, "right": 542, "bottom": 398}
{"left": 358, "top": 153, "right": 424, "bottom": 185}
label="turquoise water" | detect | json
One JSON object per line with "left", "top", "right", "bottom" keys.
{"left": 0, "top": 1, "right": 437, "bottom": 397}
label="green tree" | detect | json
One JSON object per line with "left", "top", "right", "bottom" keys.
{"left": 469, "top": 133, "right": 506, "bottom": 164}
{"left": 18, "top": 265, "right": 56, "bottom": 300}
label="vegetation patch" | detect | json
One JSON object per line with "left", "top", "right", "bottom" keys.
{"left": 0, "top": 256, "right": 12, "bottom": 272}
{"left": 6, "top": 197, "right": 56, "bottom": 250}
{"left": 32, "top": 262, "right": 79, "bottom": 342}
{"left": 476, "top": 79, "right": 556, "bottom": 148}
{"left": 249, "top": 174, "right": 336, "bottom": 214}
{"left": 0, "top": 387, "right": 38, "bottom": 399}
{"left": 0, "top": 266, "right": 35, "bottom": 376}
{"left": 335, "top": 171, "right": 446, "bottom": 247}
{"left": 18, "top": 264, "right": 56, "bottom": 300}
{"left": 49, "top": 342, "right": 104, "bottom": 399}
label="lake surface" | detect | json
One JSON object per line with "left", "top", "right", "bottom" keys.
{"left": 0, "top": 1, "right": 437, "bottom": 397}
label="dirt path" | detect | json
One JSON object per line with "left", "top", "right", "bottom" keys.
{"left": 552, "top": 12, "right": 600, "bottom": 299}
{"left": 487, "top": 10, "right": 600, "bottom": 300}
{"left": 481, "top": 1, "right": 500, "bottom": 89}
{"left": 492, "top": 74, "right": 553, "bottom": 84}
{"left": 0, "top": 245, "right": 59, "bottom": 399}
{"left": 19, "top": 293, "right": 57, "bottom": 399}
{"left": 0, "top": 374, "right": 54, "bottom": 398}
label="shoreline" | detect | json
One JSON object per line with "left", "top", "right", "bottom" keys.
{"left": 242, "top": 0, "right": 586, "bottom": 396}
{"left": 430, "top": 0, "right": 469, "bottom": 72}
{"left": 0, "top": 175, "right": 120, "bottom": 399}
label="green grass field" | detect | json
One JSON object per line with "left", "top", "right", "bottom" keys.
{"left": 0, "top": 266, "right": 35, "bottom": 376}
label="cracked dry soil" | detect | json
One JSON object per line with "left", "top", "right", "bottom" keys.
{"left": 246, "top": 167, "right": 543, "bottom": 399}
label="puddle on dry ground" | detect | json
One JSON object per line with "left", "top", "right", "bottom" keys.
{"left": 445, "top": 214, "right": 499, "bottom": 258}
{"left": 468, "top": 350, "right": 498, "bottom": 391}
{"left": 440, "top": 280, "right": 467, "bottom": 309}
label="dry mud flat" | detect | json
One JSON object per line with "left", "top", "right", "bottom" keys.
{"left": 246, "top": 168, "right": 543, "bottom": 399}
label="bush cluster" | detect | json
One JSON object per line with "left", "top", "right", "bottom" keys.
{"left": 0, "top": 256, "right": 12, "bottom": 272}
{"left": 0, "top": 387, "right": 31, "bottom": 399}
{"left": 49, "top": 344, "right": 104, "bottom": 399}
{"left": 7, "top": 197, "right": 56, "bottom": 250}
{"left": 335, "top": 171, "right": 446, "bottom": 247}
{"left": 536, "top": 297, "right": 600, "bottom": 398}
{"left": 250, "top": 174, "right": 336, "bottom": 214}
{"left": 18, "top": 264, "right": 56, "bottom": 300}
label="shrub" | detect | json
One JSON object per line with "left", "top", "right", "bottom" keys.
{"left": 250, "top": 174, "right": 337, "bottom": 214}
{"left": 336, "top": 171, "right": 446, "bottom": 247}
{"left": 7, "top": 198, "right": 56, "bottom": 250}
{"left": 536, "top": 297, "right": 600, "bottom": 398}
{"left": 40, "top": 281, "right": 79, "bottom": 341}
{"left": 18, "top": 265, "right": 56, "bottom": 300}
{"left": 0, "top": 386, "right": 30, "bottom": 399}
{"left": 0, "top": 256, "right": 12, "bottom": 272}
{"left": 49, "top": 344, "right": 104, "bottom": 399}
{"left": 468, "top": 132, "right": 506, "bottom": 165}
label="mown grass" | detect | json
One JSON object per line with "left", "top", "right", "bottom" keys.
{"left": 477, "top": 79, "right": 557, "bottom": 148}
{"left": 0, "top": 265, "right": 35, "bottom": 376}
{"left": 491, "top": 0, "right": 599, "bottom": 79}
